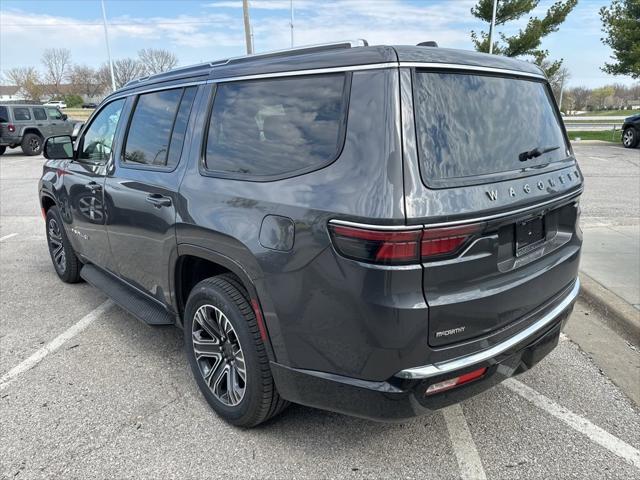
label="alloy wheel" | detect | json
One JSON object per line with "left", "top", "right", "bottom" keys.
{"left": 192, "top": 304, "right": 246, "bottom": 406}
{"left": 623, "top": 129, "right": 633, "bottom": 147}
{"left": 29, "top": 136, "right": 41, "bottom": 152}
{"left": 47, "top": 218, "right": 66, "bottom": 273}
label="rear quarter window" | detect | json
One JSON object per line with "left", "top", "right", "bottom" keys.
{"left": 12, "top": 107, "right": 31, "bottom": 121}
{"left": 204, "top": 73, "right": 348, "bottom": 179}
{"left": 0, "top": 106, "right": 8, "bottom": 122}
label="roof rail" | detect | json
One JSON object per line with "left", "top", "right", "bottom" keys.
{"left": 123, "top": 39, "right": 368, "bottom": 88}
{"left": 209, "top": 39, "right": 369, "bottom": 67}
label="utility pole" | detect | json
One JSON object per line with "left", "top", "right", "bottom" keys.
{"left": 559, "top": 69, "right": 566, "bottom": 112}
{"left": 290, "top": 0, "right": 294, "bottom": 48}
{"left": 488, "top": 0, "right": 498, "bottom": 54}
{"left": 242, "top": 0, "right": 253, "bottom": 54}
{"left": 101, "top": 0, "right": 116, "bottom": 91}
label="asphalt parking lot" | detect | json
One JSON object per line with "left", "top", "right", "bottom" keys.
{"left": 1, "top": 144, "right": 639, "bottom": 479}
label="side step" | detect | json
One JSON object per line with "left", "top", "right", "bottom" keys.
{"left": 80, "top": 264, "right": 175, "bottom": 326}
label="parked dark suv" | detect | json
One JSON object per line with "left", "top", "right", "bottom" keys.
{"left": 39, "top": 41, "right": 582, "bottom": 427}
{"left": 0, "top": 104, "right": 75, "bottom": 156}
{"left": 621, "top": 113, "right": 640, "bottom": 148}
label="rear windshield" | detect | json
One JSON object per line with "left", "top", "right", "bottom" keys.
{"left": 414, "top": 71, "right": 570, "bottom": 187}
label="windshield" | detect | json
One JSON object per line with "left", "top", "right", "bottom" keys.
{"left": 413, "top": 71, "right": 570, "bottom": 187}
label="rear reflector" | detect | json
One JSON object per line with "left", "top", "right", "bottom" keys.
{"left": 425, "top": 367, "right": 487, "bottom": 396}
{"left": 328, "top": 222, "right": 483, "bottom": 265}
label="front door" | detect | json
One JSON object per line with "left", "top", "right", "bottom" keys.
{"left": 62, "top": 98, "right": 126, "bottom": 272}
{"left": 45, "top": 107, "right": 67, "bottom": 135}
{"left": 104, "top": 86, "right": 198, "bottom": 305}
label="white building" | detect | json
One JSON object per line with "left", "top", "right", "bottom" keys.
{"left": 0, "top": 86, "right": 27, "bottom": 103}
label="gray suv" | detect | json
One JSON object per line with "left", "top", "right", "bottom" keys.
{"left": 0, "top": 104, "right": 75, "bottom": 156}
{"left": 38, "top": 40, "right": 582, "bottom": 427}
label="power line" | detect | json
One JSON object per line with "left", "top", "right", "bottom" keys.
{"left": 1, "top": 20, "right": 228, "bottom": 27}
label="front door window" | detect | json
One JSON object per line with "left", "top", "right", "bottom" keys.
{"left": 78, "top": 99, "right": 125, "bottom": 164}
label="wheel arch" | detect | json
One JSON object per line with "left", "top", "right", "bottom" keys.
{"left": 173, "top": 244, "right": 276, "bottom": 361}
{"left": 22, "top": 127, "right": 44, "bottom": 139}
{"left": 40, "top": 193, "right": 57, "bottom": 214}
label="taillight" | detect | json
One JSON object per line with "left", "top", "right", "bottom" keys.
{"left": 421, "top": 224, "right": 483, "bottom": 258}
{"left": 7, "top": 124, "right": 15, "bottom": 133}
{"left": 328, "top": 222, "right": 484, "bottom": 265}
{"left": 328, "top": 225, "right": 422, "bottom": 265}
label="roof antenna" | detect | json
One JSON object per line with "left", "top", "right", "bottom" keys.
{"left": 417, "top": 41, "right": 438, "bottom": 47}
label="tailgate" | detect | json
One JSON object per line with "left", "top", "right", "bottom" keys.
{"left": 423, "top": 197, "right": 581, "bottom": 347}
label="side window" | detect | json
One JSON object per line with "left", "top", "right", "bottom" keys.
{"left": 78, "top": 99, "right": 125, "bottom": 164}
{"left": 205, "top": 73, "right": 347, "bottom": 178}
{"left": 13, "top": 107, "right": 31, "bottom": 121}
{"left": 33, "top": 108, "right": 47, "bottom": 121}
{"left": 123, "top": 88, "right": 189, "bottom": 167}
{"left": 46, "top": 108, "right": 62, "bottom": 120}
{"left": 0, "top": 106, "right": 9, "bottom": 122}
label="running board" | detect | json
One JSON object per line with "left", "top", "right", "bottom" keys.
{"left": 80, "top": 264, "right": 175, "bottom": 326}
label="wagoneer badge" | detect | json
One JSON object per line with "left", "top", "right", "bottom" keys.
{"left": 486, "top": 170, "right": 580, "bottom": 201}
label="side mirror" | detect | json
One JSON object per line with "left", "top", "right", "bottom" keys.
{"left": 44, "top": 135, "right": 74, "bottom": 160}
{"left": 61, "top": 113, "right": 68, "bottom": 121}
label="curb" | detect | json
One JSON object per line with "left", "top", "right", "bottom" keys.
{"left": 578, "top": 271, "right": 640, "bottom": 343}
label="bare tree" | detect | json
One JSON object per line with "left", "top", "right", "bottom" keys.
{"left": 4, "top": 67, "right": 44, "bottom": 101}
{"left": 569, "top": 87, "right": 591, "bottom": 111}
{"left": 41, "top": 48, "right": 72, "bottom": 97}
{"left": 137, "top": 48, "right": 178, "bottom": 75}
{"left": 67, "top": 64, "right": 107, "bottom": 99}
{"left": 107, "top": 58, "right": 144, "bottom": 89}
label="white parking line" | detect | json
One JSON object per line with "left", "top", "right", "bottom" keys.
{"left": 0, "top": 233, "right": 18, "bottom": 242}
{"left": 442, "top": 403, "right": 487, "bottom": 480}
{"left": 504, "top": 378, "right": 640, "bottom": 469}
{"left": 0, "top": 300, "right": 113, "bottom": 391}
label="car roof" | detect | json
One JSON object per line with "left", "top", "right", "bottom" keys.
{"left": 107, "top": 41, "right": 545, "bottom": 100}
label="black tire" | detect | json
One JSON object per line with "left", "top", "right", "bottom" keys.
{"left": 0, "top": 146, "right": 6, "bottom": 156}
{"left": 622, "top": 127, "right": 639, "bottom": 148}
{"left": 184, "top": 276, "right": 288, "bottom": 427}
{"left": 45, "top": 206, "right": 81, "bottom": 283}
{"left": 21, "top": 133, "right": 43, "bottom": 156}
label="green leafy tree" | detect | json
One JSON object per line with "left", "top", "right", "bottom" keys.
{"left": 600, "top": 0, "right": 640, "bottom": 79}
{"left": 471, "top": 0, "right": 577, "bottom": 78}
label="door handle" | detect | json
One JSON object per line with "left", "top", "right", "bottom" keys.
{"left": 145, "top": 194, "right": 172, "bottom": 208}
{"left": 85, "top": 182, "right": 101, "bottom": 192}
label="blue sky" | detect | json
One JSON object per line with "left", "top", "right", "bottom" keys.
{"left": 0, "top": 0, "right": 635, "bottom": 88}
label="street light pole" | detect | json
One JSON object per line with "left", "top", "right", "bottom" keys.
{"left": 488, "top": 0, "right": 498, "bottom": 54}
{"left": 100, "top": 0, "right": 116, "bottom": 91}
{"left": 290, "top": 0, "right": 294, "bottom": 48}
{"left": 242, "top": 0, "right": 254, "bottom": 54}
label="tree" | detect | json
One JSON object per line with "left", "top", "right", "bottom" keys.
{"left": 138, "top": 48, "right": 178, "bottom": 75}
{"left": 4, "top": 67, "right": 44, "bottom": 101}
{"left": 569, "top": 86, "right": 591, "bottom": 111}
{"left": 591, "top": 86, "right": 616, "bottom": 109}
{"left": 600, "top": 0, "right": 640, "bottom": 79}
{"left": 41, "top": 48, "right": 72, "bottom": 97}
{"left": 104, "top": 58, "right": 144, "bottom": 89}
{"left": 470, "top": 0, "right": 577, "bottom": 77}
{"left": 67, "top": 64, "right": 107, "bottom": 99}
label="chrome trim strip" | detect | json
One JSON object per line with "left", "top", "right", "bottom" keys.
{"left": 399, "top": 62, "right": 546, "bottom": 79}
{"left": 329, "top": 188, "right": 582, "bottom": 231}
{"left": 395, "top": 279, "right": 580, "bottom": 379}
{"left": 207, "top": 62, "right": 398, "bottom": 84}
{"left": 107, "top": 80, "right": 208, "bottom": 101}
{"left": 422, "top": 188, "right": 582, "bottom": 228}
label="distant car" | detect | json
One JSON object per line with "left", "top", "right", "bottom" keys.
{"left": 44, "top": 100, "right": 67, "bottom": 109}
{"left": 0, "top": 103, "right": 74, "bottom": 155}
{"left": 621, "top": 113, "right": 640, "bottom": 148}
{"left": 81, "top": 102, "right": 97, "bottom": 109}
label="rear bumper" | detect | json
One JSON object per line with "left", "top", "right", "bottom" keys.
{"left": 271, "top": 278, "right": 578, "bottom": 421}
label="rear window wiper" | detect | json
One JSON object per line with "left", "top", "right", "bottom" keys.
{"left": 519, "top": 145, "right": 560, "bottom": 162}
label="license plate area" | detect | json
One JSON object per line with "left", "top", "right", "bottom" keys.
{"left": 515, "top": 216, "right": 545, "bottom": 257}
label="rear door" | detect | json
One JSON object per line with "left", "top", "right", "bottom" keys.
{"left": 403, "top": 68, "right": 582, "bottom": 347}
{"left": 32, "top": 107, "right": 52, "bottom": 138}
{"left": 104, "top": 85, "right": 198, "bottom": 305}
